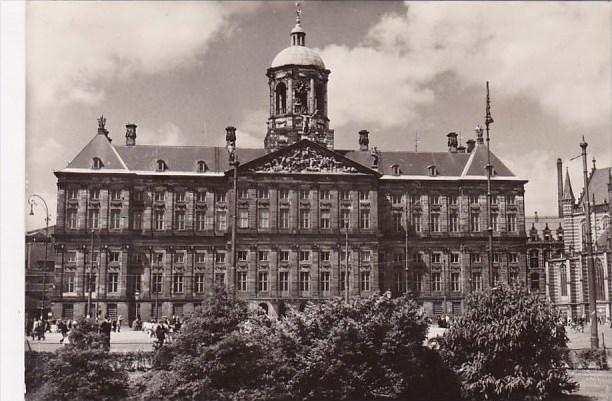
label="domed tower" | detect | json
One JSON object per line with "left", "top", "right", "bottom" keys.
{"left": 264, "top": 8, "right": 334, "bottom": 153}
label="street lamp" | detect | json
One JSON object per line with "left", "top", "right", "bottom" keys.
{"left": 226, "top": 126, "right": 239, "bottom": 296}
{"left": 86, "top": 229, "right": 95, "bottom": 318}
{"left": 134, "top": 290, "right": 141, "bottom": 322}
{"left": 29, "top": 194, "right": 50, "bottom": 320}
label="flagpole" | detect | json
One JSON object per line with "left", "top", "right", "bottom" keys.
{"left": 485, "top": 81, "right": 495, "bottom": 288}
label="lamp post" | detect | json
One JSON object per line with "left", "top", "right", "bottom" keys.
{"left": 344, "top": 205, "right": 352, "bottom": 304}
{"left": 134, "top": 290, "right": 141, "bottom": 323}
{"left": 580, "top": 137, "right": 599, "bottom": 349}
{"left": 226, "top": 126, "right": 239, "bottom": 296}
{"left": 86, "top": 228, "right": 95, "bottom": 318}
{"left": 29, "top": 194, "right": 50, "bottom": 320}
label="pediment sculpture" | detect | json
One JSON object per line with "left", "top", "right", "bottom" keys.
{"left": 248, "top": 146, "right": 360, "bottom": 174}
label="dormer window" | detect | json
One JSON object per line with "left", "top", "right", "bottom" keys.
{"left": 391, "top": 164, "right": 400, "bottom": 176}
{"left": 157, "top": 160, "right": 168, "bottom": 171}
{"left": 197, "top": 160, "right": 208, "bottom": 172}
{"left": 92, "top": 157, "right": 104, "bottom": 169}
{"left": 427, "top": 165, "right": 438, "bottom": 177}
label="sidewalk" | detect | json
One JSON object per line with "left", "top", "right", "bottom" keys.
{"left": 25, "top": 328, "right": 155, "bottom": 353}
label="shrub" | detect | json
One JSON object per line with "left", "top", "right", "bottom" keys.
{"left": 439, "top": 284, "right": 578, "bottom": 401}
{"left": 269, "top": 294, "right": 460, "bottom": 401}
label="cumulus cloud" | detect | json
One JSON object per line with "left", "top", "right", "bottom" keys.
{"left": 320, "top": 2, "right": 611, "bottom": 130}
{"left": 140, "top": 122, "right": 191, "bottom": 146}
{"left": 27, "top": 2, "right": 257, "bottom": 108}
{"left": 236, "top": 109, "right": 268, "bottom": 148}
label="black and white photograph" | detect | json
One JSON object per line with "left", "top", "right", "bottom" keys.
{"left": 1, "top": 1, "right": 611, "bottom": 400}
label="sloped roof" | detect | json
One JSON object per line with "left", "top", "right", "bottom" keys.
{"left": 579, "top": 167, "right": 611, "bottom": 207}
{"left": 66, "top": 134, "right": 127, "bottom": 170}
{"left": 563, "top": 169, "right": 575, "bottom": 201}
{"left": 463, "top": 144, "right": 514, "bottom": 177}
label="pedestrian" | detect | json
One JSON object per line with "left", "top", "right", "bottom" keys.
{"left": 100, "top": 317, "right": 112, "bottom": 349}
{"left": 117, "top": 315, "right": 123, "bottom": 332}
{"left": 32, "top": 319, "right": 40, "bottom": 341}
{"left": 112, "top": 319, "right": 117, "bottom": 333}
{"left": 155, "top": 322, "right": 166, "bottom": 347}
{"left": 58, "top": 320, "right": 68, "bottom": 344}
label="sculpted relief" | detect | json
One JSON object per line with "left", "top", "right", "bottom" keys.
{"left": 249, "top": 146, "right": 359, "bottom": 174}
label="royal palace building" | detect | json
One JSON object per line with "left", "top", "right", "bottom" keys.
{"left": 50, "top": 16, "right": 528, "bottom": 323}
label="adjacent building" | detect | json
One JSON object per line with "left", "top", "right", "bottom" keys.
{"left": 50, "top": 15, "right": 529, "bottom": 322}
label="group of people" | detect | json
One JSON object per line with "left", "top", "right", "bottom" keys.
{"left": 26, "top": 318, "right": 73, "bottom": 342}
{"left": 148, "top": 316, "right": 183, "bottom": 349}
{"left": 437, "top": 315, "right": 453, "bottom": 329}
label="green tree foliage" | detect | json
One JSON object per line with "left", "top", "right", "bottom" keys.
{"left": 438, "top": 284, "right": 578, "bottom": 401}
{"left": 269, "top": 294, "right": 459, "bottom": 401}
{"left": 28, "top": 318, "right": 128, "bottom": 401}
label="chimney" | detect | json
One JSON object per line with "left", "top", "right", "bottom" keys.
{"left": 457, "top": 145, "right": 466, "bottom": 153}
{"left": 466, "top": 139, "right": 475, "bottom": 153}
{"left": 225, "top": 126, "right": 237, "bottom": 162}
{"left": 592, "top": 157, "right": 597, "bottom": 173}
{"left": 447, "top": 132, "right": 458, "bottom": 153}
{"left": 125, "top": 123, "right": 137, "bottom": 146}
{"left": 358, "top": 130, "right": 369, "bottom": 151}
{"left": 557, "top": 158, "right": 563, "bottom": 218}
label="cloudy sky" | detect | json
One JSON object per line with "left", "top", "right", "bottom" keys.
{"left": 25, "top": 1, "right": 611, "bottom": 230}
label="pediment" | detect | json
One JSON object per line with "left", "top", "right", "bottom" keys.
{"left": 240, "top": 140, "right": 378, "bottom": 176}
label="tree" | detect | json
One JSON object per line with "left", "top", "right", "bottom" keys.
{"left": 269, "top": 294, "right": 459, "bottom": 401}
{"left": 438, "top": 284, "right": 578, "bottom": 401}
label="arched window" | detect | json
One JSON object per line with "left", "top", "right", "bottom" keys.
{"left": 315, "top": 83, "right": 325, "bottom": 114}
{"left": 559, "top": 263, "right": 567, "bottom": 296}
{"left": 275, "top": 82, "right": 287, "bottom": 115}
{"left": 156, "top": 160, "right": 168, "bottom": 171}
{"left": 197, "top": 160, "right": 208, "bottom": 173}
{"left": 529, "top": 250, "right": 539, "bottom": 267}
{"left": 427, "top": 165, "right": 438, "bottom": 177}
{"left": 391, "top": 164, "right": 400, "bottom": 176}
{"left": 530, "top": 273, "right": 540, "bottom": 291}
{"left": 595, "top": 259, "right": 605, "bottom": 301}
{"left": 92, "top": 157, "right": 104, "bottom": 169}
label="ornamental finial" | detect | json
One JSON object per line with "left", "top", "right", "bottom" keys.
{"left": 97, "top": 115, "right": 106, "bottom": 130}
{"left": 295, "top": 1, "right": 302, "bottom": 24}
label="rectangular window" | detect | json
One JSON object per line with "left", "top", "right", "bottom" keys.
{"left": 320, "top": 190, "right": 331, "bottom": 200}
{"left": 175, "top": 211, "right": 185, "bottom": 230}
{"left": 471, "top": 253, "right": 482, "bottom": 263}
{"left": 174, "top": 252, "right": 185, "bottom": 264}
{"left": 133, "top": 190, "right": 144, "bottom": 202}
{"left": 432, "top": 272, "right": 441, "bottom": 292}
{"left": 360, "top": 209, "right": 370, "bottom": 229}
{"left": 88, "top": 209, "right": 99, "bottom": 229}
{"left": 415, "top": 272, "right": 423, "bottom": 292}
{"left": 470, "top": 213, "right": 480, "bottom": 232}
{"left": 491, "top": 213, "right": 498, "bottom": 232}
{"left": 68, "top": 188, "right": 79, "bottom": 200}
{"left": 431, "top": 253, "right": 441, "bottom": 264}
{"left": 299, "top": 250, "right": 310, "bottom": 262}
{"left": 413, "top": 252, "right": 423, "bottom": 262}
{"left": 238, "top": 188, "right": 249, "bottom": 199}
{"left": 341, "top": 209, "right": 350, "bottom": 229}
{"left": 507, "top": 214, "right": 517, "bottom": 232}
{"left": 109, "top": 251, "right": 120, "bottom": 263}
{"left": 172, "top": 303, "right": 183, "bottom": 317}
{"left": 430, "top": 195, "right": 440, "bottom": 205}
{"left": 110, "top": 189, "right": 121, "bottom": 201}
{"left": 509, "top": 272, "right": 519, "bottom": 284}
{"left": 215, "top": 252, "right": 226, "bottom": 264}
{"left": 154, "top": 210, "right": 164, "bottom": 230}
{"left": 341, "top": 251, "right": 352, "bottom": 263}
{"left": 90, "top": 188, "right": 100, "bottom": 200}
{"left": 450, "top": 253, "right": 460, "bottom": 264}
{"left": 449, "top": 213, "right": 459, "bottom": 232}
{"left": 196, "top": 191, "right": 206, "bottom": 202}
{"left": 63, "top": 272, "right": 76, "bottom": 292}
{"left": 509, "top": 253, "right": 518, "bottom": 263}
{"left": 430, "top": 213, "right": 440, "bottom": 232}
{"left": 238, "top": 272, "right": 247, "bottom": 291}
{"left": 279, "top": 271, "right": 289, "bottom": 292}
{"left": 109, "top": 209, "right": 121, "bottom": 230}
{"left": 133, "top": 211, "right": 142, "bottom": 230}
{"left": 492, "top": 253, "right": 500, "bottom": 263}
{"left": 299, "top": 189, "right": 310, "bottom": 200}
{"left": 449, "top": 195, "right": 458, "bottom": 205}
{"left": 394, "top": 270, "right": 404, "bottom": 293}
{"left": 321, "top": 250, "right": 331, "bottom": 262}
{"left": 152, "top": 273, "right": 162, "bottom": 294}
{"left": 359, "top": 191, "right": 369, "bottom": 201}
{"left": 258, "top": 209, "right": 270, "bottom": 229}
{"left": 172, "top": 274, "right": 184, "bottom": 293}
{"left": 215, "top": 192, "right": 226, "bottom": 203}
{"left": 154, "top": 252, "right": 164, "bottom": 266}
{"left": 414, "top": 214, "right": 422, "bottom": 232}
{"left": 340, "top": 190, "right": 351, "bottom": 201}
{"left": 490, "top": 194, "right": 497, "bottom": 205}
{"left": 391, "top": 193, "right": 402, "bottom": 205}
{"left": 216, "top": 211, "right": 227, "bottom": 231}
{"left": 279, "top": 189, "right": 289, "bottom": 200}
{"left": 300, "top": 210, "right": 310, "bottom": 229}
{"left": 154, "top": 190, "right": 165, "bottom": 202}
{"left": 451, "top": 273, "right": 460, "bottom": 292}
{"left": 507, "top": 194, "right": 516, "bottom": 205}
{"left": 258, "top": 250, "right": 269, "bottom": 262}
{"left": 280, "top": 250, "right": 289, "bottom": 262}
{"left": 257, "top": 188, "right": 269, "bottom": 199}
{"left": 411, "top": 195, "right": 421, "bottom": 205}
{"left": 205, "top": 215, "right": 214, "bottom": 230}
{"left": 195, "top": 253, "right": 206, "bottom": 264}
{"left": 62, "top": 304, "right": 74, "bottom": 320}
{"left": 258, "top": 271, "right": 268, "bottom": 292}
{"left": 299, "top": 271, "right": 310, "bottom": 292}
{"left": 195, "top": 211, "right": 206, "bottom": 231}
{"left": 470, "top": 194, "right": 479, "bottom": 204}
{"left": 340, "top": 271, "right": 350, "bottom": 293}
{"left": 108, "top": 273, "right": 119, "bottom": 293}
{"left": 68, "top": 210, "right": 78, "bottom": 229}
{"left": 393, "top": 212, "right": 403, "bottom": 232}
{"left": 238, "top": 250, "right": 248, "bottom": 262}
{"left": 360, "top": 271, "right": 371, "bottom": 291}
{"left": 279, "top": 209, "right": 290, "bottom": 229}
{"left": 320, "top": 210, "right": 331, "bottom": 229}
{"left": 320, "top": 271, "right": 330, "bottom": 292}
{"left": 472, "top": 272, "right": 482, "bottom": 291}
{"left": 85, "top": 273, "right": 96, "bottom": 293}
{"left": 360, "top": 250, "right": 371, "bottom": 263}
{"left": 215, "top": 273, "right": 225, "bottom": 287}
{"left": 239, "top": 210, "right": 249, "bottom": 228}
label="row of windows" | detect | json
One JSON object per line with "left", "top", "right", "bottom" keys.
{"left": 391, "top": 212, "right": 517, "bottom": 233}
{"left": 396, "top": 271, "right": 519, "bottom": 293}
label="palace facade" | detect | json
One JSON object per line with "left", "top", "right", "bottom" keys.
{"left": 50, "top": 16, "right": 528, "bottom": 323}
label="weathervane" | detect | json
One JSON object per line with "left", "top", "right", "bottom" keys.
{"left": 295, "top": 1, "right": 302, "bottom": 24}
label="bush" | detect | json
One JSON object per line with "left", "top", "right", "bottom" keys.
{"left": 438, "top": 284, "right": 578, "bottom": 401}
{"left": 269, "top": 294, "right": 460, "bottom": 401}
